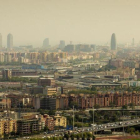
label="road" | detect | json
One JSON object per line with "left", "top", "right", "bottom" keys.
{"left": 16, "top": 118, "right": 140, "bottom": 139}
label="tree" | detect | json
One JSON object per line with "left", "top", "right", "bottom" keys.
{"left": 94, "top": 104, "right": 100, "bottom": 109}
{"left": 83, "top": 132, "right": 87, "bottom": 139}
{"left": 92, "top": 135, "right": 96, "bottom": 140}
{"left": 91, "top": 87, "right": 97, "bottom": 91}
{"left": 64, "top": 134, "right": 70, "bottom": 140}
{"left": 44, "top": 126, "right": 48, "bottom": 131}
{"left": 129, "top": 103, "right": 135, "bottom": 110}
{"left": 48, "top": 110, "right": 55, "bottom": 115}
{"left": 76, "top": 134, "right": 80, "bottom": 139}
{"left": 135, "top": 130, "right": 139, "bottom": 135}
{"left": 121, "top": 105, "right": 127, "bottom": 110}
{"left": 130, "top": 131, "right": 135, "bottom": 135}
{"left": 110, "top": 102, "right": 115, "bottom": 108}
{"left": 69, "top": 101, "right": 78, "bottom": 109}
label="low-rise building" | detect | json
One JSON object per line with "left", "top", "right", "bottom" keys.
{"left": 54, "top": 114, "right": 67, "bottom": 128}
{"left": 38, "top": 78, "right": 55, "bottom": 87}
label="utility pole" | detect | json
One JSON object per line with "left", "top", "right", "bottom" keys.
{"left": 82, "top": 117, "right": 83, "bottom": 138}
{"left": 92, "top": 106, "right": 94, "bottom": 135}
{"left": 73, "top": 106, "right": 74, "bottom": 131}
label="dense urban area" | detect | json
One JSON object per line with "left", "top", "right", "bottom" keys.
{"left": 0, "top": 33, "right": 140, "bottom": 140}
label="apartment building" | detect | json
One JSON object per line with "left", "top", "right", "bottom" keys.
{"left": 40, "top": 97, "right": 56, "bottom": 110}
{"left": 54, "top": 114, "right": 67, "bottom": 128}
{"left": 44, "top": 114, "right": 55, "bottom": 130}
{"left": 17, "top": 119, "right": 39, "bottom": 135}
{"left": 0, "top": 118, "right": 17, "bottom": 137}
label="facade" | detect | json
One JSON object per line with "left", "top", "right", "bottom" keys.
{"left": 6, "top": 94, "right": 32, "bottom": 108}
{"left": 64, "top": 45, "right": 75, "bottom": 52}
{"left": 68, "top": 92, "right": 140, "bottom": 108}
{"left": 17, "top": 119, "right": 39, "bottom": 135}
{"left": 44, "top": 114, "right": 55, "bottom": 130}
{"left": 40, "top": 97, "right": 56, "bottom": 110}
{"left": 7, "top": 33, "right": 13, "bottom": 48}
{"left": 43, "top": 87, "right": 57, "bottom": 96}
{"left": 0, "top": 98, "right": 11, "bottom": 109}
{"left": 2, "top": 69, "right": 12, "bottom": 80}
{"left": 54, "top": 114, "right": 67, "bottom": 128}
{"left": 12, "top": 70, "right": 38, "bottom": 76}
{"left": 90, "top": 83, "right": 122, "bottom": 89}
{"left": 33, "top": 97, "right": 40, "bottom": 109}
{"left": 0, "top": 118, "right": 17, "bottom": 137}
{"left": 56, "top": 95, "right": 69, "bottom": 109}
{"left": 129, "top": 81, "right": 140, "bottom": 87}
{"left": 111, "top": 33, "right": 117, "bottom": 50}
{"left": 38, "top": 78, "right": 55, "bottom": 86}
{"left": 109, "top": 59, "right": 123, "bottom": 68}
{"left": 123, "top": 61, "right": 139, "bottom": 68}
{"left": 26, "top": 86, "right": 43, "bottom": 94}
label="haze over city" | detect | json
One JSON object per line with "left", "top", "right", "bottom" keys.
{"left": 1, "top": 0, "right": 140, "bottom": 139}
{"left": 0, "top": 0, "right": 140, "bottom": 47}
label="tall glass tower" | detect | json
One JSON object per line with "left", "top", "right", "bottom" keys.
{"left": 7, "top": 33, "right": 13, "bottom": 48}
{"left": 111, "top": 33, "right": 117, "bottom": 50}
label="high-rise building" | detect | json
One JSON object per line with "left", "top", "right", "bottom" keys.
{"left": 64, "top": 45, "right": 75, "bottom": 52}
{"left": 132, "top": 38, "right": 135, "bottom": 46}
{"left": 43, "top": 38, "right": 49, "bottom": 48}
{"left": 59, "top": 40, "right": 65, "bottom": 49}
{"left": 111, "top": 33, "right": 117, "bottom": 50}
{"left": 7, "top": 33, "right": 13, "bottom": 48}
{"left": 0, "top": 33, "right": 2, "bottom": 48}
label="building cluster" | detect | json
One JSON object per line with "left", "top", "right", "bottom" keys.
{"left": 0, "top": 52, "right": 68, "bottom": 64}
{"left": 33, "top": 92, "right": 140, "bottom": 109}
{"left": 0, "top": 113, "right": 66, "bottom": 137}
{"left": 1, "top": 91, "right": 140, "bottom": 111}
{"left": 63, "top": 44, "right": 96, "bottom": 52}
{"left": 109, "top": 58, "right": 140, "bottom": 69}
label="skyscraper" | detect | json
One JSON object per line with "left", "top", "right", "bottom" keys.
{"left": 7, "top": 33, "right": 13, "bottom": 48}
{"left": 132, "top": 38, "right": 135, "bottom": 46}
{"left": 59, "top": 40, "right": 65, "bottom": 49}
{"left": 0, "top": 34, "right": 2, "bottom": 48}
{"left": 43, "top": 38, "right": 49, "bottom": 48}
{"left": 111, "top": 33, "right": 117, "bottom": 50}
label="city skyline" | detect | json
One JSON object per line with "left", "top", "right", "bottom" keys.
{"left": 0, "top": 32, "right": 139, "bottom": 48}
{"left": 0, "top": 0, "right": 140, "bottom": 47}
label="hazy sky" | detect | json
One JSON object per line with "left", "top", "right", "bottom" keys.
{"left": 0, "top": 0, "right": 140, "bottom": 47}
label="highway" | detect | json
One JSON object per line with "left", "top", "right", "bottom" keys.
{"left": 78, "top": 118, "right": 140, "bottom": 132}
{"left": 17, "top": 118, "right": 140, "bottom": 139}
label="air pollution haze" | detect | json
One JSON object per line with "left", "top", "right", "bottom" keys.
{"left": 0, "top": 0, "right": 140, "bottom": 47}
